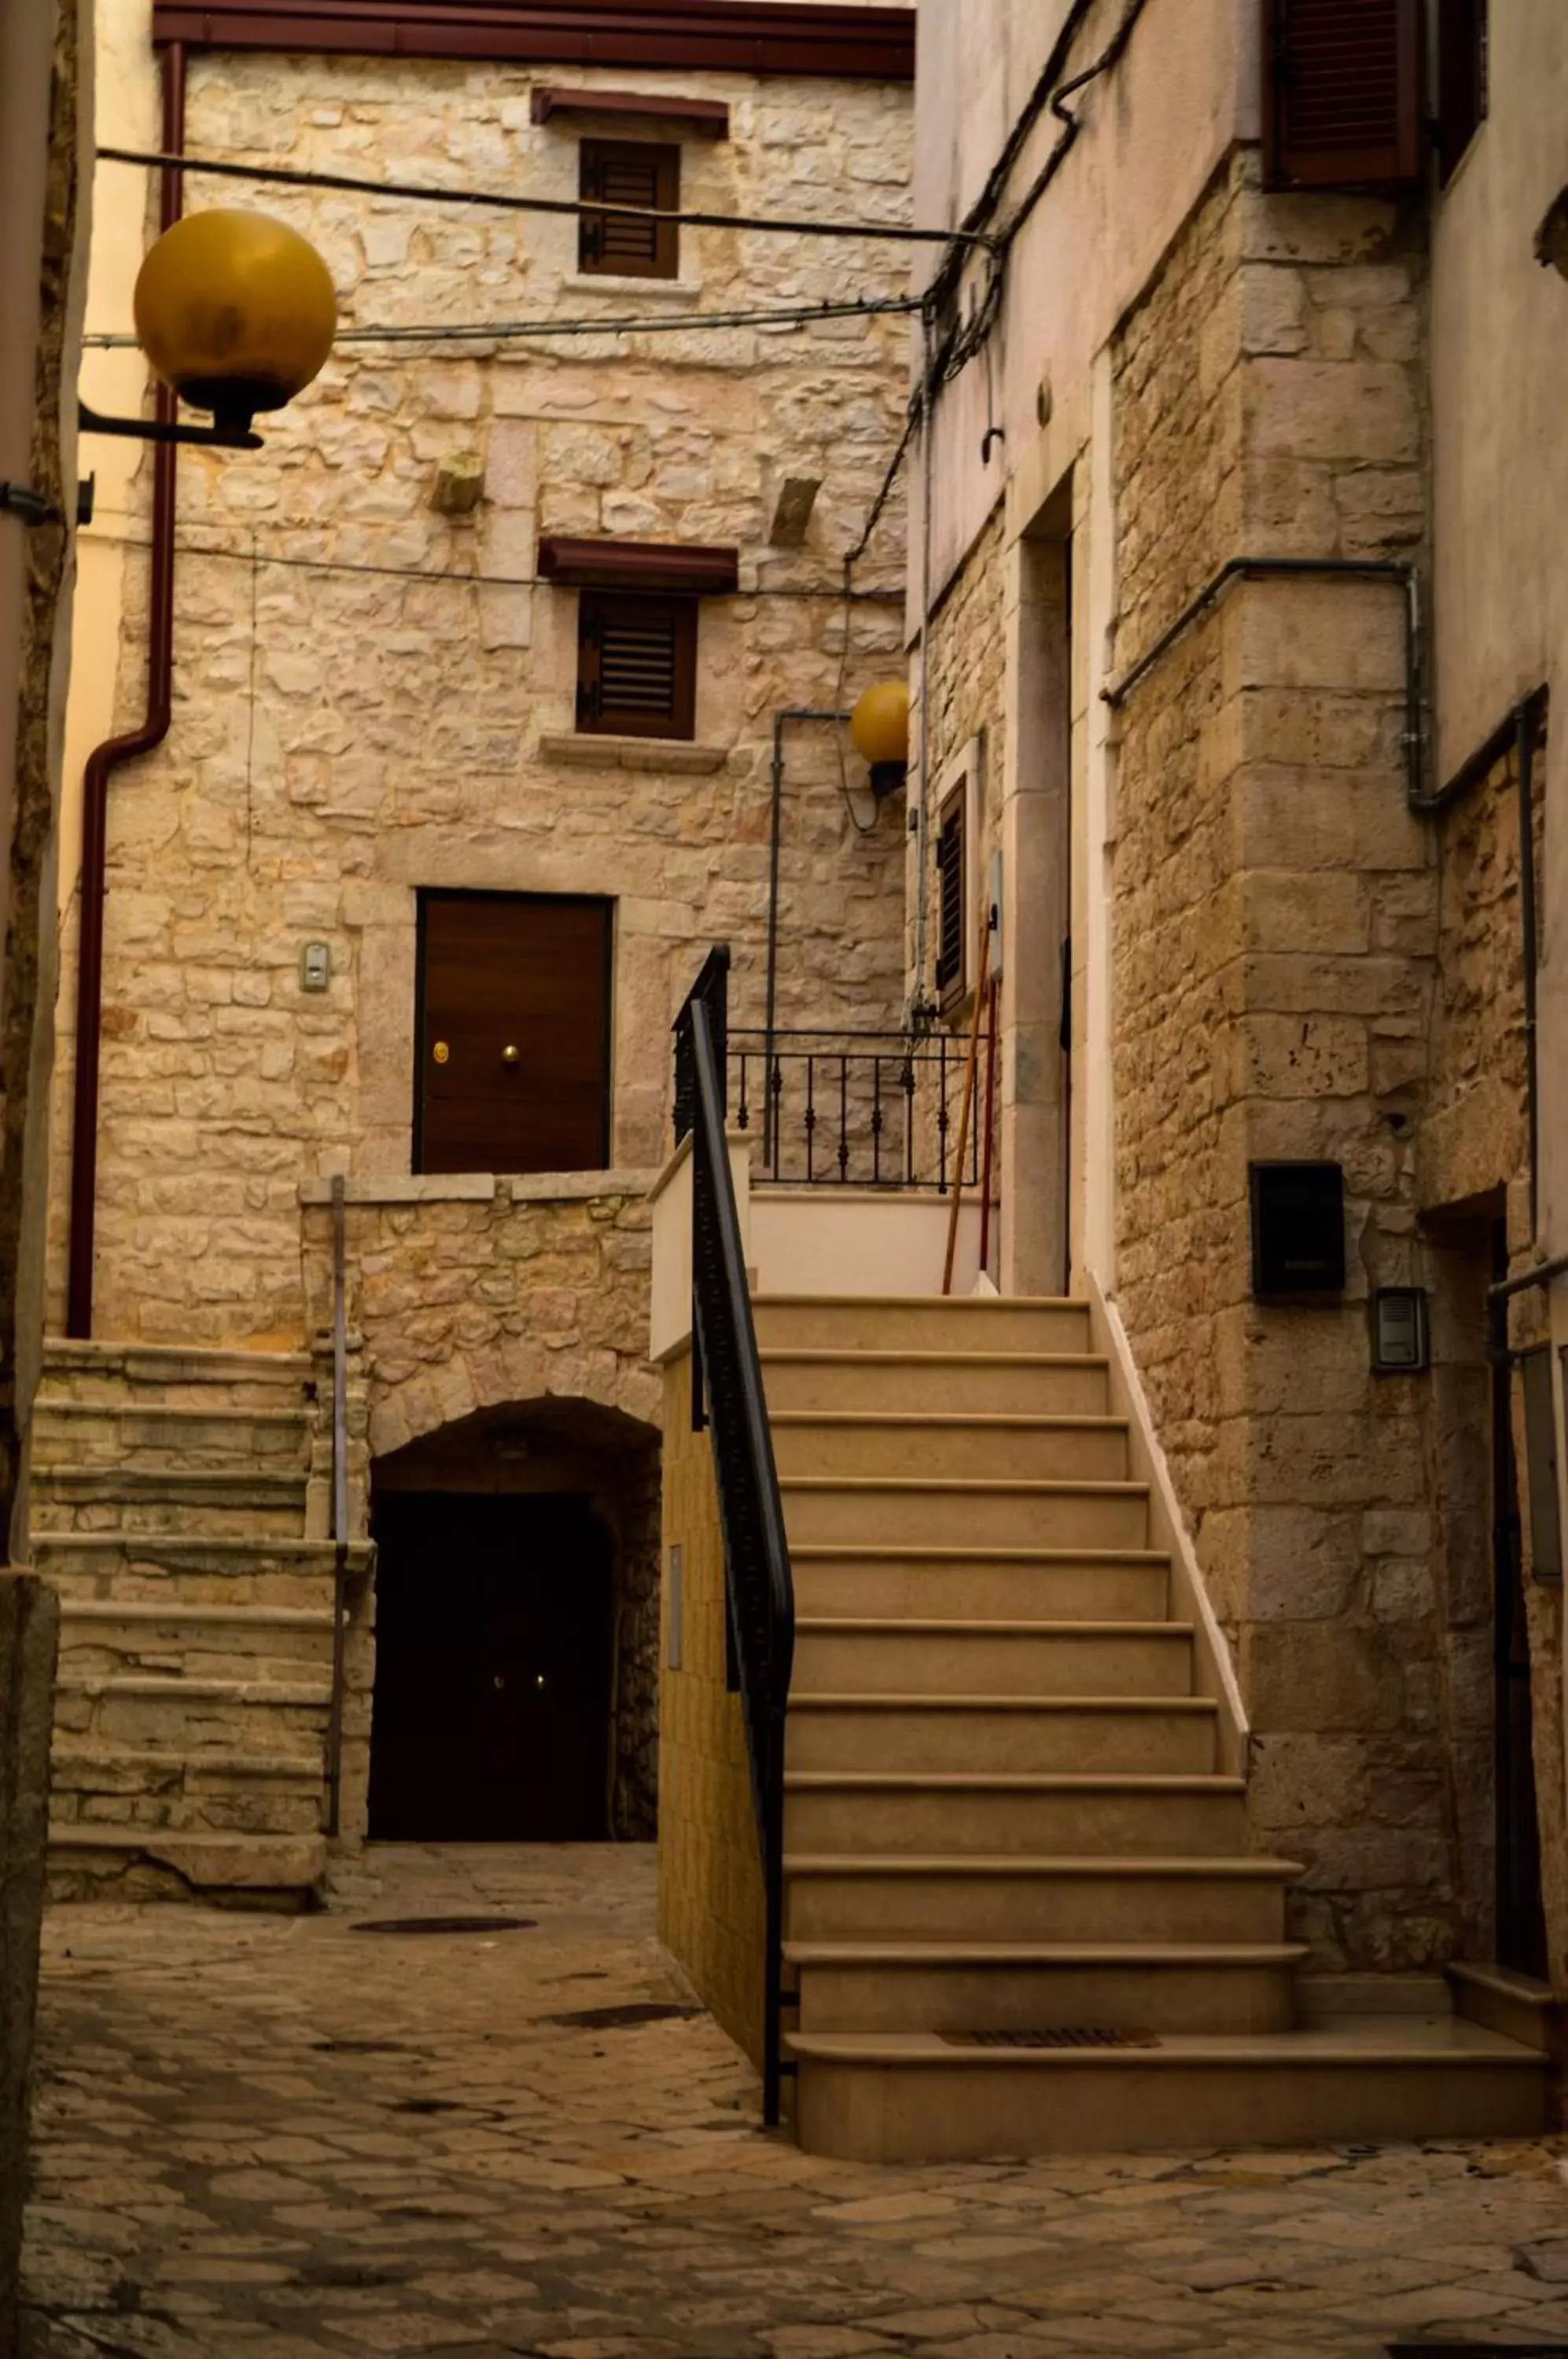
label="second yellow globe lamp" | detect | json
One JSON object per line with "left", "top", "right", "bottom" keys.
{"left": 850, "top": 677, "right": 911, "bottom": 797}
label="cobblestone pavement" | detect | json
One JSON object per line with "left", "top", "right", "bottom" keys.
{"left": 20, "top": 1845, "right": 1568, "bottom": 2358}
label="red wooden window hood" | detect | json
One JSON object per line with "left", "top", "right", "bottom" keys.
{"left": 539, "top": 537, "right": 738, "bottom": 595}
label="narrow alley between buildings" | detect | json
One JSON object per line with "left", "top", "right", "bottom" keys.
{"left": 21, "top": 1846, "right": 1568, "bottom": 2359}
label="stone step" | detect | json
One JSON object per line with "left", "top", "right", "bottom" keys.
{"left": 51, "top": 1739, "right": 326, "bottom": 1838}
{"left": 41, "top": 1338, "right": 315, "bottom": 1412}
{"left": 753, "top": 1296, "right": 1092, "bottom": 1355}
{"left": 784, "top": 1695, "right": 1219, "bottom": 1776}
{"left": 792, "top": 1619, "right": 1193, "bottom": 1698}
{"left": 788, "top": 1547, "right": 1169, "bottom": 1623}
{"left": 32, "top": 1533, "right": 360, "bottom": 1612}
{"left": 771, "top": 1412, "right": 1129, "bottom": 1484}
{"left": 786, "top": 1941, "right": 1309, "bottom": 2036}
{"left": 31, "top": 1463, "right": 308, "bottom": 1537}
{"left": 782, "top": 1771, "right": 1249, "bottom": 1857}
{"left": 782, "top": 1855, "right": 1297, "bottom": 1946}
{"left": 57, "top": 1603, "right": 333, "bottom": 1687}
{"left": 782, "top": 1478, "right": 1150, "bottom": 1553}
{"left": 760, "top": 1349, "right": 1112, "bottom": 1418}
{"left": 32, "top": 1399, "right": 312, "bottom": 1472}
{"left": 788, "top": 2019, "right": 1549, "bottom": 2162}
{"left": 46, "top": 1824, "right": 326, "bottom": 1903}
{"left": 51, "top": 1673, "right": 332, "bottom": 1757}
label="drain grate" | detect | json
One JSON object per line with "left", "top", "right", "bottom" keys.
{"left": 940, "top": 2026, "right": 1161, "bottom": 2050}
{"left": 543, "top": 2001, "right": 704, "bottom": 2030}
{"left": 349, "top": 1916, "right": 536, "bottom": 1936}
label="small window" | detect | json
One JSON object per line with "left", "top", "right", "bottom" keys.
{"left": 934, "top": 782, "right": 966, "bottom": 1009}
{"left": 1437, "top": 0, "right": 1487, "bottom": 185}
{"left": 576, "top": 590, "right": 697, "bottom": 741}
{"left": 580, "top": 139, "right": 680, "bottom": 279}
{"left": 1261, "top": 0, "right": 1423, "bottom": 190}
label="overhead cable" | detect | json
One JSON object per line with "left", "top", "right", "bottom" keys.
{"left": 82, "top": 290, "right": 923, "bottom": 351}
{"left": 98, "top": 143, "right": 996, "bottom": 252}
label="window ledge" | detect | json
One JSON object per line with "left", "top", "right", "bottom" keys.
{"left": 300, "top": 1170, "right": 658, "bottom": 1209}
{"left": 539, "top": 732, "right": 728, "bottom": 774}
{"left": 561, "top": 273, "right": 704, "bottom": 303}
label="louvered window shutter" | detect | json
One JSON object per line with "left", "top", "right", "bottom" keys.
{"left": 935, "top": 793, "right": 966, "bottom": 1003}
{"left": 576, "top": 591, "right": 697, "bottom": 741}
{"left": 1263, "top": 0, "right": 1423, "bottom": 190}
{"left": 579, "top": 140, "right": 680, "bottom": 279}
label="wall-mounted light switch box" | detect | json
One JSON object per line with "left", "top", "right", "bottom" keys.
{"left": 1371, "top": 1286, "right": 1429, "bottom": 1373}
{"left": 300, "top": 941, "right": 331, "bottom": 993}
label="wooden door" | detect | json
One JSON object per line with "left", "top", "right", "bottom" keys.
{"left": 416, "top": 892, "right": 611, "bottom": 1175}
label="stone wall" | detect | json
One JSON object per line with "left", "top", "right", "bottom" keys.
{"left": 657, "top": 1349, "right": 764, "bottom": 2067}
{"left": 53, "top": 49, "right": 913, "bottom": 1347}
{"left": 1107, "top": 152, "right": 1479, "bottom": 1971}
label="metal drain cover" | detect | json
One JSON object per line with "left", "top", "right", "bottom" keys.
{"left": 940, "top": 2026, "right": 1161, "bottom": 2050}
{"left": 350, "top": 1916, "right": 536, "bottom": 1935}
{"left": 544, "top": 2001, "right": 703, "bottom": 2030}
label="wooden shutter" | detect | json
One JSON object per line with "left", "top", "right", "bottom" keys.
{"left": 576, "top": 591, "right": 697, "bottom": 740}
{"left": 579, "top": 139, "right": 680, "bottom": 278}
{"left": 934, "top": 787, "right": 966, "bottom": 1007}
{"left": 1262, "top": 0, "right": 1423, "bottom": 190}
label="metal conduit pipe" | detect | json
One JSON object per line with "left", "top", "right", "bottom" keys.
{"left": 764, "top": 706, "right": 851, "bottom": 1161}
{"left": 66, "top": 42, "right": 185, "bottom": 1338}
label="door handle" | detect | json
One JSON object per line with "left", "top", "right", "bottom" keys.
{"left": 432, "top": 1040, "right": 450, "bottom": 1064}
{"left": 502, "top": 1044, "right": 520, "bottom": 1065}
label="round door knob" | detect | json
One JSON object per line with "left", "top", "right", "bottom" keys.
{"left": 432, "top": 1040, "right": 450, "bottom": 1064}
{"left": 502, "top": 1043, "right": 521, "bottom": 1065}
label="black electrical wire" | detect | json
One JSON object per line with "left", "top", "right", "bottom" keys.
{"left": 98, "top": 143, "right": 996, "bottom": 252}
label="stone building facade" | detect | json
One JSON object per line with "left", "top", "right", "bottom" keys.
{"left": 42, "top": 0, "right": 915, "bottom": 1882}
{"left": 907, "top": 0, "right": 1568, "bottom": 1996}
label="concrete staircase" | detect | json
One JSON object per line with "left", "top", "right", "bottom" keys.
{"left": 756, "top": 1294, "right": 1549, "bottom": 2160}
{"left": 33, "top": 1339, "right": 360, "bottom": 1904}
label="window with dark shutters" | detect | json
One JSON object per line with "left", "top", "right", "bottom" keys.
{"left": 576, "top": 591, "right": 697, "bottom": 740}
{"left": 1262, "top": 0, "right": 1423, "bottom": 190}
{"left": 579, "top": 139, "right": 680, "bottom": 278}
{"left": 935, "top": 786, "right": 966, "bottom": 1008}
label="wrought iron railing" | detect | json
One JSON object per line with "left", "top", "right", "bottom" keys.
{"left": 732, "top": 1026, "right": 982, "bottom": 1191}
{"left": 673, "top": 948, "right": 795, "bottom": 2126}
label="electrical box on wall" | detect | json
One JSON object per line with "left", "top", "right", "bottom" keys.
{"left": 1371, "top": 1286, "right": 1429, "bottom": 1373}
{"left": 1249, "top": 1161, "right": 1345, "bottom": 1298}
{"left": 300, "top": 941, "right": 331, "bottom": 992}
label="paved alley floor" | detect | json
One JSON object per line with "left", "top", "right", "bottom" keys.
{"left": 20, "top": 1844, "right": 1568, "bottom": 2359}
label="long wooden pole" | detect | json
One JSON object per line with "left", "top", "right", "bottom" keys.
{"left": 942, "top": 928, "right": 990, "bottom": 1294}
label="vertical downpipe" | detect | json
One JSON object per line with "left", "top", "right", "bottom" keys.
{"left": 66, "top": 42, "right": 185, "bottom": 1337}
{"left": 1516, "top": 702, "right": 1540, "bottom": 1242}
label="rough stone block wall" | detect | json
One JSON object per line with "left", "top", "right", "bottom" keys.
{"left": 1109, "top": 152, "right": 1478, "bottom": 1971}
{"left": 53, "top": 52, "right": 913, "bottom": 1347}
{"left": 0, "top": 1576, "right": 60, "bottom": 2350}
{"left": 657, "top": 1351, "right": 764, "bottom": 2068}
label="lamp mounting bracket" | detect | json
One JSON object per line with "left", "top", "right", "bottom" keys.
{"left": 79, "top": 400, "right": 263, "bottom": 451}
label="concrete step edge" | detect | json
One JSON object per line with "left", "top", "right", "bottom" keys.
{"left": 790, "top": 1694, "right": 1217, "bottom": 1715}
{"left": 753, "top": 1294, "right": 1089, "bottom": 1312}
{"left": 794, "top": 1618, "right": 1193, "bottom": 1639}
{"left": 56, "top": 1675, "right": 332, "bottom": 1704}
{"left": 785, "top": 1940, "right": 1312, "bottom": 1966}
{"left": 790, "top": 1545, "right": 1169, "bottom": 1566}
{"left": 784, "top": 1855, "right": 1304, "bottom": 1881}
{"left": 772, "top": 1412, "right": 1128, "bottom": 1433}
{"left": 785, "top": 1771, "right": 1246, "bottom": 1794}
{"left": 786, "top": 2028, "right": 1546, "bottom": 2069}
{"left": 761, "top": 1350, "right": 1110, "bottom": 1371}
{"left": 61, "top": 1603, "right": 334, "bottom": 1628}
{"left": 781, "top": 1477, "right": 1149, "bottom": 1498}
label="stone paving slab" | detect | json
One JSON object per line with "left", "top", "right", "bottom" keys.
{"left": 19, "top": 1845, "right": 1568, "bottom": 2357}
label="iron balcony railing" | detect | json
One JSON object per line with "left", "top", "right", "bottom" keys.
{"left": 673, "top": 947, "right": 795, "bottom": 2127}
{"left": 731, "top": 1026, "right": 983, "bottom": 1191}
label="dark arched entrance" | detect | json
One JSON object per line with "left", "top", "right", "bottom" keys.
{"left": 366, "top": 1398, "right": 659, "bottom": 1843}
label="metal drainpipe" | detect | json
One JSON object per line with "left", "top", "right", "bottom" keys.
{"left": 764, "top": 708, "right": 851, "bottom": 1163}
{"left": 66, "top": 42, "right": 185, "bottom": 1338}
{"left": 1515, "top": 701, "right": 1541, "bottom": 1243}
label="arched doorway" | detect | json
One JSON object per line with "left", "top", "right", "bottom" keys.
{"left": 366, "top": 1398, "right": 660, "bottom": 1843}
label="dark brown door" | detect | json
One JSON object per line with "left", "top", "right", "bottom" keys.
{"left": 416, "top": 892, "right": 611, "bottom": 1174}
{"left": 367, "top": 1490, "right": 613, "bottom": 1842}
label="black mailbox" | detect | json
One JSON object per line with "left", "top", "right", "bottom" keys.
{"left": 1249, "top": 1161, "right": 1345, "bottom": 1298}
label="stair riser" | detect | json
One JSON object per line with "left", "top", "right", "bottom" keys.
{"left": 754, "top": 1305, "right": 1091, "bottom": 1353}
{"left": 35, "top": 1408, "right": 311, "bottom": 1462}
{"left": 786, "top": 1707, "right": 1217, "bottom": 1776}
{"left": 52, "top": 1690, "right": 329, "bottom": 1754}
{"left": 34, "top": 1496, "right": 307, "bottom": 1539}
{"left": 763, "top": 1362, "right": 1110, "bottom": 1416}
{"left": 783, "top": 1787, "right": 1249, "bottom": 1857}
{"left": 792, "top": 1630, "right": 1191, "bottom": 1698}
{"left": 793, "top": 1961, "right": 1298, "bottom": 2036}
{"left": 37, "top": 1553, "right": 339, "bottom": 1613}
{"left": 784, "top": 1488, "right": 1150, "bottom": 1551}
{"left": 791, "top": 1560, "right": 1169, "bottom": 1622}
{"left": 40, "top": 1345, "right": 314, "bottom": 1413}
{"left": 773, "top": 1425, "right": 1128, "bottom": 1483}
{"left": 793, "top": 2057, "right": 1548, "bottom": 2162}
{"left": 59, "top": 1636, "right": 333, "bottom": 1686}
{"left": 786, "top": 1876, "right": 1290, "bottom": 1945}
{"left": 50, "top": 1789, "right": 324, "bottom": 1837}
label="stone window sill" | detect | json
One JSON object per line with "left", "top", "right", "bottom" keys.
{"left": 538, "top": 732, "right": 728, "bottom": 774}
{"left": 561, "top": 273, "right": 704, "bottom": 303}
{"left": 299, "top": 1169, "right": 658, "bottom": 1209}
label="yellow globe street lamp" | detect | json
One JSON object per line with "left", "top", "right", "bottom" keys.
{"left": 849, "top": 677, "right": 911, "bottom": 797}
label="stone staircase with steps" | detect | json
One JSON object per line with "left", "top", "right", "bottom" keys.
{"left": 753, "top": 1292, "right": 1550, "bottom": 2160}
{"left": 33, "top": 1339, "right": 364, "bottom": 1904}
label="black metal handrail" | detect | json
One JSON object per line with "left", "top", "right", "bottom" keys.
{"left": 673, "top": 947, "right": 795, "bottom": 2127}
{"left": 732, "top": 1025, "right": 983, "bottom": 1191}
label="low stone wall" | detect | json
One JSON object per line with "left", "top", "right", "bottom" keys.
{"left": 657, "top": 1349, "right": 764, "bottom": 2070}
{"left": 0, "top": 1574, "right": 59, "bottom": 2349}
